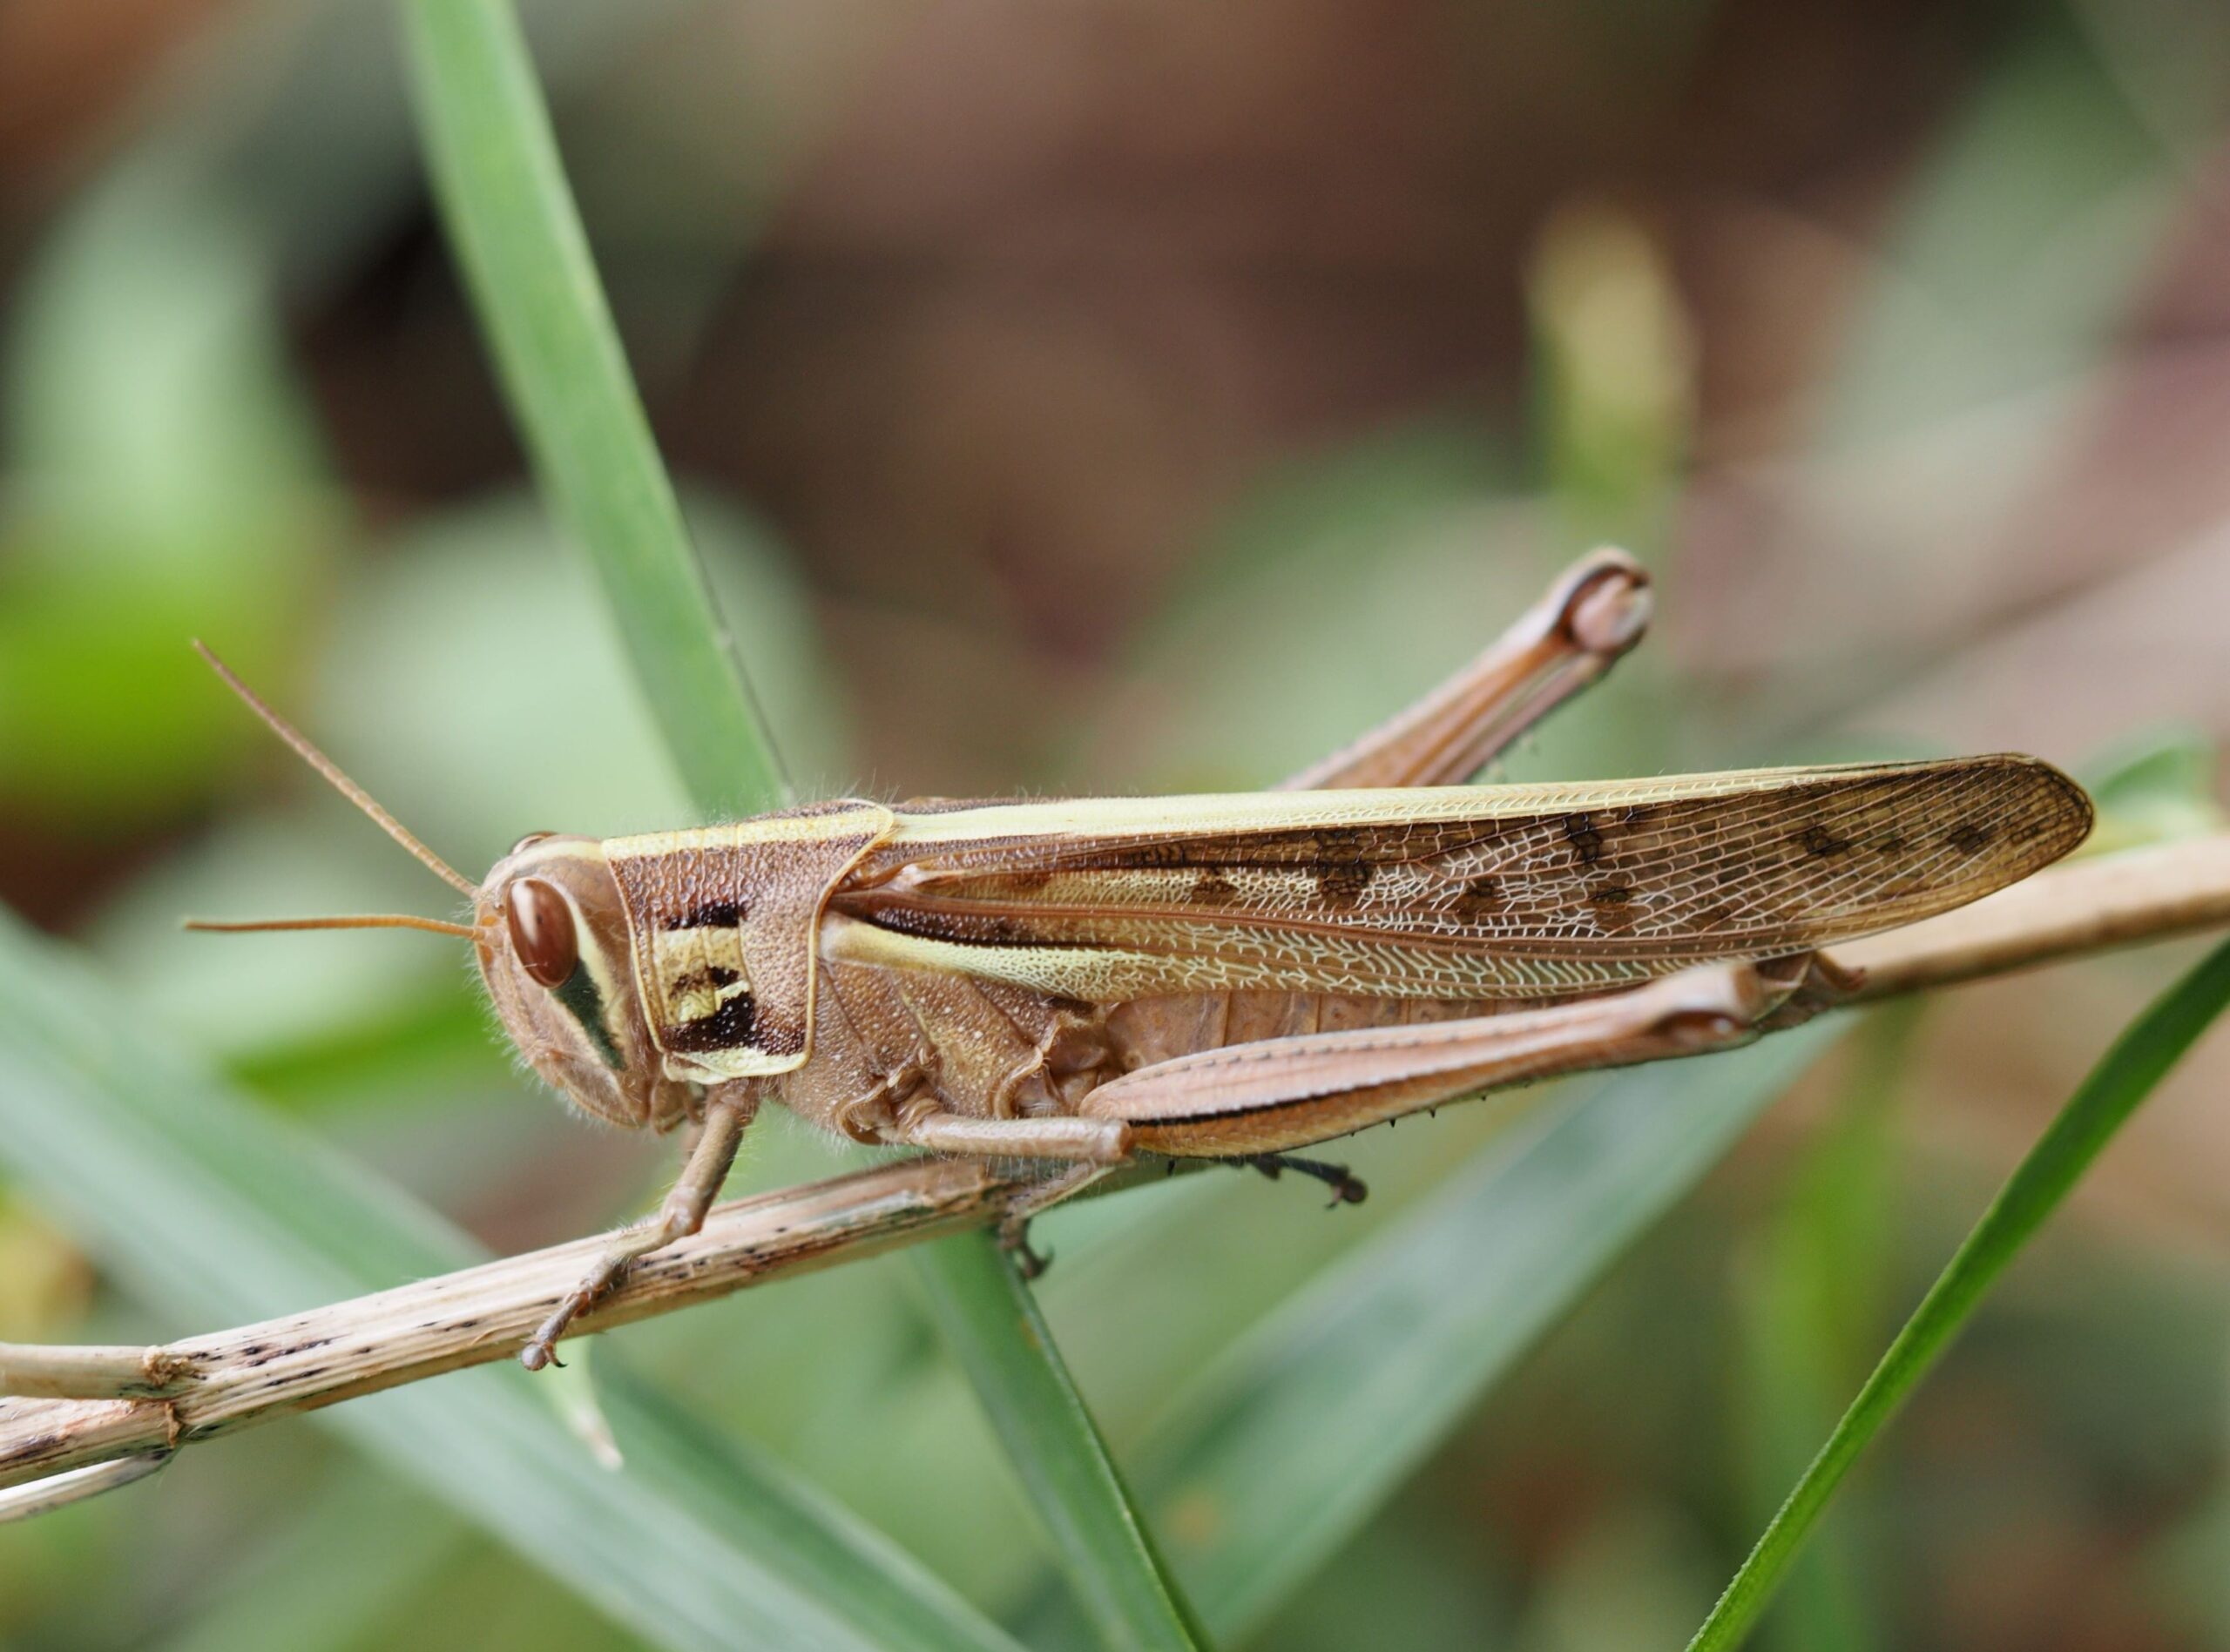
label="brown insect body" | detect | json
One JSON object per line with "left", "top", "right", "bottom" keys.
{"left": 475, "top": 758, "right": 2089, "bottom": 1164}
{"left": 193, "top": 549, "right": 2096, "bottom": 1366}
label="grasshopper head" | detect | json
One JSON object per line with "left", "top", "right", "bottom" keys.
{"left": 476, "top": 834, "right": 697, "bottom": 1131}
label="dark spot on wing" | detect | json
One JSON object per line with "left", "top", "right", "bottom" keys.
{"left": 1314, "top": 826, "right": 1370, "bottom": 853}
{"left": 1799, "top": 824, "right": 1851, "bottom": 857}
{"left": 1589, "top": 883, "right": 1639, "bottom": 930}
{"left": 1454, "top": 874, "right": 1505, "bottom": 917}
{"left": 1875, "top": 833, "right": 1908, "bottom": 856}
{"left": 1945, "top": 822, "right": 1996, "bottom": 854}
{"left": 1190, "top": 870, "right": 1240, "bottom": 906}
{"left": 1314, "top": 860, "right": 1373, "bottom": 909}
{"left": 1564, "top": 813, "right": 1607, "bottom": 867}
{"left": 1301, "top": 829, "right": 1375, "bottom": 909}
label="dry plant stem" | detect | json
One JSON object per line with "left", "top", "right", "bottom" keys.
{"left": 0, "top": 1452, "right": 172, "bottom": 1521}
{"left": 0, "top": 1344, "right": 198, "bottom": 1400}
{"left": 1834, "top": 833, "right": 2230, "bottom": 1000}
{"left": 0, "top": 1156, "right": 1019, "bottom": 1493}
{"left": 2, "top": 831, "right": 2227, "bottom": 1500}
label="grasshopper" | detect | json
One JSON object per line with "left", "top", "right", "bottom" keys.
{"left": 193, "top": 550, "right": 2091, "bottom": 1369}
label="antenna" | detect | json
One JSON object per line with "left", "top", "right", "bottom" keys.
{"left": 193, "top": 642, "right": 478, "bottom": 900}
{"left": 185, "top": 914, "right": 479, "bottom": 940}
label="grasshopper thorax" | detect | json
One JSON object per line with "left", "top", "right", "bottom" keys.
{"left": 477, "top": 835, "right": 697, "bottom": 1132}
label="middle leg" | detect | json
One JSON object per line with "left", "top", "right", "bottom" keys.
{"left": 1240, "top": 1152, "right": 1370, "bottom": 1205}
{"left": 874, "top": 1115, "right": 1130, "bottom": 1278}
{"left": 878, "top": 1111, "right": 1132, "bottom": 1163}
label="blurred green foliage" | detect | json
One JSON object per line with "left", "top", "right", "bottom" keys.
{"left": 0, "top": 1, "right": 2225, "bottom": 1649}
{"left": 1698, "top": 936, "right": 2230, "bottom": 1649}
{"left": 0, "top": 158, "right": 332, "bottom": 829}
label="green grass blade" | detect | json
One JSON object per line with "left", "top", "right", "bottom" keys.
{"left": 398, "top": 5, "right": 1167, "bottom": 1627}
{"left": 912, "top": 1232, "right": 1209, "bottom": 1651}
{"left": 157, "top": 1473, "right": 466, "bottom": 1652}
{"left": 1730, "top": 1005, "right": 1920, "bottom": 1652}
{"left": 399, "top": 0, "right": 786, "bottom": 818}
{"left": 1071, "top": 1025, "right": 1843, "bottom": 1642}
{"left": 1689, "top": 934, "right": 2230, "bottom": 1652}
{"left": 0, "top": 914, "right": 1019, "bottom": 1652}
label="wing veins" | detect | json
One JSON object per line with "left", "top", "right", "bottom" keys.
{"left": 842, "top": 757, "right": 2091, "bottom": 987}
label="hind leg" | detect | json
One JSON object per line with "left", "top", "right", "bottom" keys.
{"left": 1080, "top": 963, "right": 1782, "bottom": 1158}
{"left": 1282, "top": 546, "right": 1650, "bottom": 792}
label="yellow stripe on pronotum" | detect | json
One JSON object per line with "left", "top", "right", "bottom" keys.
{"left": 189, "top": 550, "right": 2091, "bottom": 1369}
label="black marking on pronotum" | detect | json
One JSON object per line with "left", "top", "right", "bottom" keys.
{"left": 553, "top": 968, "right": 625, "bottom": 1070}
{"left": 669, "top": 964, "right": 742, "bottom": 997}
{"left": 665, "top": 899, "right": 745, "bottom": 931}
{"left": 666, "top": 989, "right": 760, "bottom": 1054}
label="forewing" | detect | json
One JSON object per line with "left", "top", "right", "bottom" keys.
{"left": 825, "top": 758, "right": 2091, "bottom": 1001}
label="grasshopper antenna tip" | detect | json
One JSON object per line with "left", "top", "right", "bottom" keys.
{"left": 193, "top": 641, "right": 479, "bottom": 900}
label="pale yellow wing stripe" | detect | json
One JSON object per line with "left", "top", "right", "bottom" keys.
{"left": 821, "top": 758, "right": 2091, "bottom": 1002}
{"left": 871, "top": 762, "right": 1929, "bottom": 849}
{"left": 818, "top": 913, "right": 1676, "bottom": 1003}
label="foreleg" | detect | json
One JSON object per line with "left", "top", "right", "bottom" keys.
{"left": 520, "top": 1095, "right": 754, "bottom": 1371}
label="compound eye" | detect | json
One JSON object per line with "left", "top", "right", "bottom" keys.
{"left": 510, "top": 831, "right": 556, "bottom": 855}
{"left": 505, "top": 878, "right": 579, "bottom": 989}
